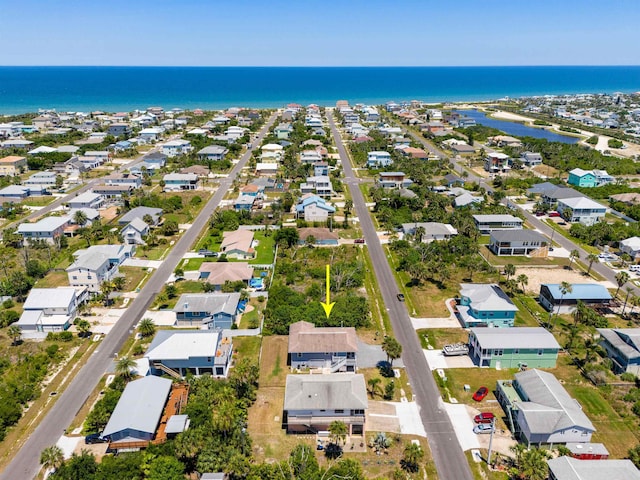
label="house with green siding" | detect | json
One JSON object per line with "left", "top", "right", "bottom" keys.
{"left": 468, "top": 327, "right": 560, "bottom": 368}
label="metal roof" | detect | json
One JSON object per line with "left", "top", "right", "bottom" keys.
{"left": 102, "top": 376, "right": 172, "bottom": 438}
{"left": 118, "top": 206, "right": 162, "bottom": 225}
{"left": 460, "top": 284, "right": 519, "bottom": 312}
{"left": 515, "top": 369, "right": 595, "bottom": 434}
{"left": 18, "top": 215, "right": 70, "bottom": 233}
{"left": 558, "top": 196, "right": 606, "bottom": 210}
{"left": 284, "top": 374, "right": 368, "bottom": 411}
{"left": 146, "top": 330, "right": 222, "bottom": 361}
{"left": 541, "top": 283, "right": 611, "bottom": 301}
{"left": 472, "top": 214, "right": 522, "bottom": 223}
{"left": 470, "top": 327, "right": 560, "bottom": 350}
{"left": 547, "top": 457, "right": 640, "bottom": 480}
{"left": 23, "top": 288, "right": 76, "bottom": 311}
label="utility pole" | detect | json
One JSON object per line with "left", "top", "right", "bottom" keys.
{"left": 487, "top": 417, "right": 496, "bottom": 467}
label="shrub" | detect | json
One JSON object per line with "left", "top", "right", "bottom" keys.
{"left": 621, "top": 372, "right": 637, "bottom": 383}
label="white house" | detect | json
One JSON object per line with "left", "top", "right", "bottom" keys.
{"left": 295, "top": 194, "right": 335, "bottom": 222}
{"left": 300, "top": 175, "right": 333, "bottom": 198}
{"left": 66, "top": 191, "right": 104, "bottom": 210}
{"left": 25, "top": 171, "right": 57, "bottom": 187}
{"left": 17, "top": 287, "right": 82, "bottom": 338}
{"left": 121, "top": 218, "right": 149, "bottom": 245}
{"left": 620, "top": 236, "right": 640, "bottom": 260}
{"left": 367, "top": 151, "right": 393, "bottom": 168}
{"left": 197, "top": 145, "right": 228, "bottom": 161}
{"left": 162, "top": 173, "right": 199, "bottom": 191}
{"left": 556, "top": 196, "right": 607, "bottom": 226}
{"left": 67, "top": 244, "right": 133, "bottom": 292}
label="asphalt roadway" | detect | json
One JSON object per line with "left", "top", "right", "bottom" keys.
{"left": 1, "top": 114, "right": 276, "bottom": 480}
{"left": 398, "top": 123, "right": 640, "bottom": 295}
{"left": 328, "top": 112, "right": 474, "bottom": 480}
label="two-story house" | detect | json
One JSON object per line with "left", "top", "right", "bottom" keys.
{"left": 103, "top": 173, "right": 142, "bottom": 189}
{"left": 173, "top": 292, "right": 241, "bottom": 329}
{"left": 295, "top": 194, "right": 336, "bottom": 222}
{"left": 284, "top": 374, "right": 368, "bottom": 435}
{"left": 468, "top": 327, "right": 560, "bottom": 368}
{"left": 17, "top": 287, "right": 82, "bottom": 337}
{"left": 596, "top": 328, "right": 640, "bottom": 376}
{"left": 472, "top": 214, "right": 523, "bottom": 233}
{"left": 18, "top": 216, "right": 71, "bottom": 245}
{"left": 401, "top": 222, "right": 458, "bottom": 242}
{"left": 495, "top": 369, "right": 594, "bottom": 447}
{"left": 367, "top": 151, "right": 392, "bottom": 168}
{"left": 66, "top": 191, "right": 105, "bottom": 210}
{"left": 539, "top": 283, "right": 612, "bottom": 313}
{"left": 378, "top": 172, "right": 412, "bottom": 189}
{"left": 162, "top": 139, "right": 192, "bottom": 157}
{"left": 275, "top": 123, "right": 293, "bottom": 139}
{"left": 162, "top": 173, "right": 199, "bottom": 191}
{"left": 25, "top": 171, "right": 57, "bottom": 187}
{"left": 520, "top": 151, "right": 543, "bottom": 167}
{"left": 197, "top": 145, "right": 228, "bottom": 161}
{"left": 484, "top": 152, "right": 511, "bottom": 172}
{"left": 300, "top": 175, "right": 333, "bottom": 198}
{"left": 556, "top": 197, "right": 606, "bottom": 226}
{"left": 66, "top": 244, "right": 133, "bottom": 292}
{"left": 121, "top": 218, "right": 150, "bottom": 245}
{"left": 457, "top": 283, "right": 519, "bottom": 328}
{"left": 288, "top": 321, "right": 358, "bottom": 372}
{"left": 488, "top": 230, "right": 549, "bottom": 256}
{"left": 568, "top": 168, "right": 615, "bottom": 188}
{"left": 0, "top": 155, "right": 27, "bottom": 176}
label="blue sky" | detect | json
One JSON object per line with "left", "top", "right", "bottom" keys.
{"left": 1, "top": 0, "right": 638, "bottom": 66}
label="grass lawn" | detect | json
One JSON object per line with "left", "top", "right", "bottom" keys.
{"left": 119, "top": 266, "right": 149, "bottom": 291}
{"left": 359, "top": 367, "right": 413, "bottom": 402}
{"left": 240, "top": 308, "right": 259, "bottom": 329}
{"left": 233, "top": 336, "right": 262, "bottom": 364}
{"left": 542, "top": 219, "right": 600, "bottom": 255}
{"left": 362, "top": 246, "right": 391, "bottom": 338}
{"left": 251, "top": 231, "right": 275, "bottom": 264}
{"left": 480, "top": 246, "right": 569, "bottom": 267}
{"left": 465, "top": 451, "right": 509, "bottom": 480}
{"left": 511, "top": 296, "right": 544, "bottom": 327}
{"left": 183, "top": 257, "right": 208, "bottom": 271}
{"left": 34, "top": 270, "right": 69, "bottom": 288}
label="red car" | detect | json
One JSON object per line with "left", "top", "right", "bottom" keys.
{"left": 472, "top": 386, "right": 489, "bottom": 402}
{"left": 474, "top": 412, "right": 495, "bottom": 424}
{"left": 354, "top": 238, "right": 365, "bottom": 244}
{"left": 548, "top": 211, "right": 561, "bottom": 217}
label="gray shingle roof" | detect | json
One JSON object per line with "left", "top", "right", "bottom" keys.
{"left": 288, "top": 321, "right": 358, "bottom": 353}
{"left": 173, "top": 293, "right": 240, "bottom": 316}
{"left": 102, "top": 376, "right": 172, "bottom": 438}
{"left": 118, "top": 206, "right": 162, "bottom": 225}
{"left": 284, "top": 374, "right": 368, "bottom": 411}
{"left": 460, "top": 284, "right": 519, "bottom": 312}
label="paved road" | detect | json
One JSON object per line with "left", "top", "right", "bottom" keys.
{"left": 328, "top": 112, "right": 474, "bottom": 480}
{"left": 397, "top": 121, "right": 640, "bottom": 295}
{"left": 1, "top": 114, "right": 276, "bottom": 480}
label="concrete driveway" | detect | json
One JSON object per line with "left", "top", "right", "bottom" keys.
{"left": 441, "top": 402, "right": 480, "bottom": 451}
{"left": 424, "top": 350, "right": 475, "bottom": 370}
{"left": 357, "top": 339, "right": 404, "bottom": 368}
{"left": 122, "top": 258, "right": 163, "bottom": 269}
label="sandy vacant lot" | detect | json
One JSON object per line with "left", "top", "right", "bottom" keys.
{"left": 515, "top": 267, "right": 614, "bottom": 295}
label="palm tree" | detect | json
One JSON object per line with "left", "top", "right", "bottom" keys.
{"left": 138, "top": 318, "right": 156, "bottom": 338}
{"left": 615, "top": 271, "right": 630, "bottom": 298}
{"left": 7, "top": 325, "right": 21, "bottom": 346}
{"left": 328, "top": 420, "right": 348, "bottom": 446}
{"left": 73, "top": 209, "right": 88, "bottom": 226}
{"left": 367, "top": 377, "right": 382, "bottom": 397}
{"left": 75, "top": 319, "right": 91, "bottom": 337}
{"left": 414, "top": 226, "right": 426, "bottom": 244}
{"left": 372, "top": 432, "right": 392, "bottom": 454}
{"left": 115, "top": 356, "right": 137, "bottom": 379}
{"left": 568, "top": 249, "right": 580, "bottom": 269}
{"left": 516, "top": 273, "right": 528, "bottom": 294}
{"left": 343, "top": 199, "right": 353, "bottom": 223}
{"left": 551, "top": 281, "right": 572, "bottom": 330}
{"left": 401, "top": 442, "right": 424, "bottom": 473}
{"left": 382, "top": 336, "right": 402, "bottom": 366}
{"left": 503, "top": 263, "right": 516, "bottom": 281}
{"left": 40, "top": 445, "right": 64, "bottom": 473}
{"left": 100, "top": 280, "right": 114, "bottom": 306}
{"left": 622, "top": 286, "right": 634, "bottom": 317}
{"left": 586, "top": 253, "right": 599, "bottom": 275}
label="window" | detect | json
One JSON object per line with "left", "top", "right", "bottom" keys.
{"left": 207, "top": 357, "right": 211, "bottom": 362}
{"left": 335, "top": 409, "right": 344, "bottom": 414}
{"left": 513, "top": 349, "right": 519, "bottom": 354}
{"left": 297, "top": 353, "right": 302, "bottom": 358}
{"left": 538, "top": 349, "right": 543, "bottom": 356}
{"left": 353, "top": 409, "right": 364, "bottom": 415}
{"left": 493, "top": 349, "right": 503, "bottom": 356}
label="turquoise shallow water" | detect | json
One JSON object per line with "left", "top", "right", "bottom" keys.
{"left": 0, "top": 66, "right": 639, "bottom": 114}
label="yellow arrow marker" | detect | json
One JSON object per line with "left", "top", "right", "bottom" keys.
{"left": 320, "top": 264, "right": 335, "bottom": 318}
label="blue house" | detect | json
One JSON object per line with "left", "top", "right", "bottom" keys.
{"left": 457, "top": 283, "right": 519, "bottom": 327}
{"left": 539, "top": 283, "right": 612, "bottom": 314}
{"left": 235, "top": 194, "right": 255, "bottom": 211}
{"left": 145, "top": 330, "right": 233, "bottom": 378}
{"left": 568, "top": 168, "right": 597, "bottom": 188}
{"left": 173, "top": 292, "right": 240, "bottom": 329}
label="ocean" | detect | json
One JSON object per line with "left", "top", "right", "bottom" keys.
{"left": 0, "top": 66, "right": 639, "bottom": 114}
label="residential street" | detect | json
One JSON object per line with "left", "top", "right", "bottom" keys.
{"left": 328, "top": 111, "right": 475, "bottom": 480}
{"left": 0, "top": 114, "right": 276, "bottom": 480}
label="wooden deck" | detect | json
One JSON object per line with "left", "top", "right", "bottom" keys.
{"left": 108, "top": 382, "right": 189, "bottom": 450}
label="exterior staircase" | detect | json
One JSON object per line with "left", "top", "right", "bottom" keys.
{"left": 153, "top": 362, "right": 182, "bottom": 379}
